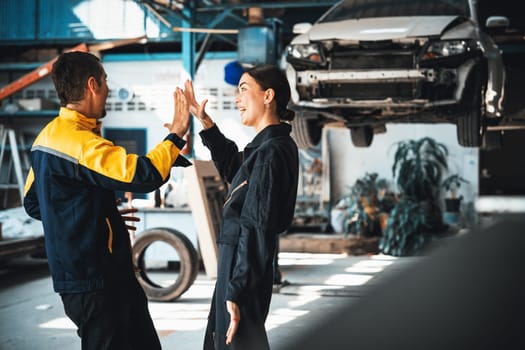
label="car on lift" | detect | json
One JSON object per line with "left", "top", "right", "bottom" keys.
{"left": 285, "top": 0, "right": 525, "bottom": 148}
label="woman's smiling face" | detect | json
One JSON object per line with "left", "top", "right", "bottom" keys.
{"left": 235, "top": 73, "right": 266, "bottom": 127}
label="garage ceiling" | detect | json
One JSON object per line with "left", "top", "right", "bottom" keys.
{"left": 0, "top": 0, "right": 337, "bottom": 61}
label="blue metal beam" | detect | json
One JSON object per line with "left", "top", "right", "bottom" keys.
{"left": 195, "top": 1, "right": 338, "bottom": 12}
{"left": 181, "top": 4, "right": 195, "bottom": 158}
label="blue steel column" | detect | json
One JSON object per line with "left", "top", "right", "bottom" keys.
{"left": 181, "top": 4, "right": 195, "bottom": 158}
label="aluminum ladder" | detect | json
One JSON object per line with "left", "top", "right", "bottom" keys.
{"left": 0, "top": 125, "right": 30, "bottom": 208}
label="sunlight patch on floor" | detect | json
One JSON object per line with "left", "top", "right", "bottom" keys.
{"left": 345, "top": 258, "right": 395, "bottom": 274}
{"left": 39, "top": 317, "right": 76, "bottom": 330}
{"left": 286, "top": 294, "right": 321, "bottom": 308}
{"left": 266, "top": 308, "right": 310, "bottom": 331}
{"left": 324, "top": 273, "right": 373, "bottom": 286}
{"left": 278, "top": 252, "right": 345, "bottom": 266}
{"left": 154, "top": 318, "right": 206, "bottom": 332}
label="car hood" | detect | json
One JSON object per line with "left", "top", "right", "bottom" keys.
{"left": 294, "top": 16, "right": 460, "bottom": 43}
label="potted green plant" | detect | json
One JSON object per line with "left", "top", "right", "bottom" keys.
{"left": 442, "top": 174, "right": 469, "bottom": 204}
{"left": 347, "top": 172, "right": 395, "bottom": 237}
{"left": 379, "top": 137, "right": 448, "bottom": 256}
{"left": 442, "top": 174, "right": 469, "bottom": 223}
{"left": 331, "top": 173, "right": 396, "bottom": 237}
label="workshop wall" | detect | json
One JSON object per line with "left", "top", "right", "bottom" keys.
{"left": 327, "top": 124, "right": 479, "bottom": 212}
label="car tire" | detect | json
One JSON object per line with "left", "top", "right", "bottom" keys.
{"left": 132, "top": 227, "right": 199, "bottom": 301}
{"left": 291, "top": 111, "right": 323, "bottom": 149}
{"left": 350, "top": 126, "right": 374, "bottom": 147}
{"left": 457, "top": 72, "right": 485, "bottom": 147}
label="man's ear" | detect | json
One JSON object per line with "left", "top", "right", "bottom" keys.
{"left": 86, "top": 76, "right": 99, "bottom": 94}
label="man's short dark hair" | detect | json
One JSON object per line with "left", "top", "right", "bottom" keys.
{"left": 52, "top": 51, "right": 104, "bottom": 107}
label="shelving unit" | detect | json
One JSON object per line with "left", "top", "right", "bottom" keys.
{"left": 290, "top": 130, "right": 332, "bottom": 233}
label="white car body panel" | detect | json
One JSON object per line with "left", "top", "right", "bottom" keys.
{"left": 302, "top": 16, "right": 459, "bottom": 42}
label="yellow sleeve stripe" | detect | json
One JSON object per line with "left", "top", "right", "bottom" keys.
{"left": 31, "top": 115, "right": 182, "bottom": 184}
{"left": 23, "top": 167, "right": 35, "bottom": 196}
{"left": 80, "top": 138, "right": 141, "bottom": 183}
{"left": 80, "top": 138, "right": 180, "bottom": 183}
{"left": 146, "top": 140, "right": 181, "bottom": 180}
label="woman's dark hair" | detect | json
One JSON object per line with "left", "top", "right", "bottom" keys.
{"left": 244, "top": 64, "right": 295, "bottom": 121}
{"left": 52, "top": 51, "right": 104, "bottom": 106}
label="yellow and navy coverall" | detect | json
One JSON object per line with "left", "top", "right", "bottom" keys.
{"left": 23, "top": 107, "right": 190, "bottom": 294}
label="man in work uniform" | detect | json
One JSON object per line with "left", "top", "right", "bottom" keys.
{"left": 23, "top": 51, "right": 191, "bottom": 349}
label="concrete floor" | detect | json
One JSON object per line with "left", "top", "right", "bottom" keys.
{"left": 0, "top": 250, "right": 420, "bottom": 350}
{"left": 3, "top": 212, "right": 523, "bottom": 350}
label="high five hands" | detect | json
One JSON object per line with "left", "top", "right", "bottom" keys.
{"left": 164, "top": 81, "right": 216, "bottom": 143}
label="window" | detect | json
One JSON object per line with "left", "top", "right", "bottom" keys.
{"left": 104, "top": 128, "right": 148, "bottom": 200}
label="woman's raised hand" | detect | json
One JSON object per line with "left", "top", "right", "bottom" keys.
{"left": 184, "top": 79, "right": 215, "bottom": 130}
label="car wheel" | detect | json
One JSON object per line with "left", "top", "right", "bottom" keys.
{"left": 457, "top": 74, "right": 485, "bottom": 147}
{"left": 132, "top": 227, "right": 199, "bottom": 301}
{"left": 291, "top": 111, "right": 323, "bottom": 149}
{"left": 350, "top": 126, "right": 373, "bottom": 147}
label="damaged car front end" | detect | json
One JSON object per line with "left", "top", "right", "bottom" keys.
{"left": 286, "top": 0, "right": 507, "bottom": 148}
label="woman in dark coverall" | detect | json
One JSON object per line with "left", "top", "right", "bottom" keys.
{"left": 184, "top": 64, "right": 299, "bottom": 349}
